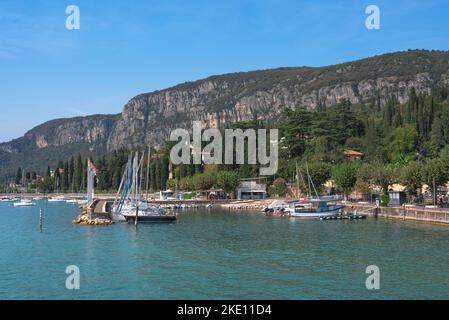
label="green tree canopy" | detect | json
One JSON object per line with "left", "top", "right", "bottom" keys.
{"left": 331, "top": 162, "right": 359, "bottom": 198}
{"left": 216, "top": 171, "right": 240, "bottom": 194}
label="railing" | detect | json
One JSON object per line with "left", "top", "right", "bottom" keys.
{"left": 345, "top": 203, "right": 449, "bottom": 224}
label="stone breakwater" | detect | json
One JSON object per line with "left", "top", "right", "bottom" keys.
{"left": 220, "top": 199, "right": 274, "bottom": 210}
{"left": 72, "top": 212, "right": 114, "bottom": 225}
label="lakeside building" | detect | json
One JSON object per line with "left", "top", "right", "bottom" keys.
{"left": 388, "top": 191, "right": 407, "bottom": 206}
{"left": 237, "top": 180, "right": 267, "bottom": 200}
{"left": 159, "top": 189, "right": 176, "bottom": 200}
{"left": 200, "top": 189, "right": 227, "bottom": 200}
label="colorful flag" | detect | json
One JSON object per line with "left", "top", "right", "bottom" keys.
{"left": 87, "top": 160, "right": 97, "bottom": 175}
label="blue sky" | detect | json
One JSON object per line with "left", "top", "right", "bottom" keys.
{"left": 1, "top": 0, "right": 449, "bottom": 142}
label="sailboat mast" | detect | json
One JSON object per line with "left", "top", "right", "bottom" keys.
{"left": 305, "top": 162, "right": 312, "bottom": 198}
{"left": 295, "top": 162, "right": 300, "bottom": 198}
{"left": 146, "top": 145, "right": 150, "bottom": 201}
{"left": 305, "top": 161, "right": 319, "bottom": 198}
{"left": 138, "top": 153, "right": 144, "bottom": 203}
{"left": 113, "top": 160, "right": 127, "bottom": 213}
{"left": 133, "top": 152, "right": 138, "bottom": 205}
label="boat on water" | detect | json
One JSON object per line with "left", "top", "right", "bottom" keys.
{"left": 0, "top": 197, "right": 16, "bottom": 202}
{"left": 48, "top": 196, "right": 68, "bottom": 203}
{"left": 77, "top": 200, "right": 88, "bottom": 206}
{"left": 285, "top": 161, "right": 345, "bottom": 218}
{"left": 286, "top": 199, "right": 344, "bottom": 218}
{"left": 13, "top": 199, "right": 36, "bottom": 207}
{"left": 113, "top": 150, "right": 177, "bottom": 223}
{"left": 263, "top": 199, "right": 290, "bottom": 217}
{"left": 120, "top": 202, "right": 177, "bottom": 223}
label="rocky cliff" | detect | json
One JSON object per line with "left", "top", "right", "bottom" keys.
{"left": 1, "top": 49, "right": 449, "bottom": 176}
{"left": 106, "top": 50, "right": 449, "bottom": 150}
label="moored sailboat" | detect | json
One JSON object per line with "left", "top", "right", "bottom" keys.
{"left": 112, "top": 149, "right": 176, "bottom": 223}
{"left": 286, "top": 162, "right": 344, "bottom": 218}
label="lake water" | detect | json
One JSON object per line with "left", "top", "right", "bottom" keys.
{"left": 0, "top": 200, "right": 448, "bottom": 299}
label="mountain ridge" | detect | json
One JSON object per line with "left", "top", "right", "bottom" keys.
{"left": 2, "top": 49, "right": 449, "bottom": 177}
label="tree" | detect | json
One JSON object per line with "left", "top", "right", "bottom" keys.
{"left": 160, "top": 156, "right": 169, "bottom": 190}
{"left": 272, "top": 177, "right": 287, "bottom": 197}
{"left": 216, "top": 171, "right": 240, "bottom": 196}
{"left": 429, "top": 101, "right": 449, "bottom": 156}
{"left": 155, "top": 159, "right": 162, "bottom": 191}
{"left": 192, "top": 172, "right": 216, "bottom": 190}
{"left": 149, "top": 160, "right": 157, "bottom": 191}
{"left": 357, "top": 161, "right": 396, "bottom": 194}
{"left": 356, "top": 162, "right": 373, "bottom": 192}
{"left": 370, "top": 162, "right": 396, "bottom": 195}
{"left": 399, "top": 162, "right": 423, "bottom": 197}
{"left": 280, "top": 107, "right": 312, "bottom": 158}
{"left": 331, "top": 162, "right": 358, "bottom": 199}
{"left": 73, "top": 154, "right": 83, "bottom": 191}
{"left": 61, "top": 162, "right": 69, "bottom": 192}
{"left": 36, "top": 177, "right": 53, "bottom": 193}
{"left": 298, "top": 162, "right": 331, "bottom": 194}
{"left": 387, "top": 124, "right": 417, "bottom": 164}
{"left": 15, "top": 168, "right": 22, "bottom": 185}
{"left": 167, "top": 178, "right": 177, "bottom": 190}
{"left": 422, "top": 158, "right": 448, "bottom": 197}
{"left": 179, "top": 176, "right": 194, "bottom": 191}
{"left": 69, "top": 156, "right": 75, "bottom": 189}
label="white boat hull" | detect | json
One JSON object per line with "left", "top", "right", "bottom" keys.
{"left": 14, "top": 202, "right": 36, "bottom": 207}
{"left": 287, "top": 205, "right": 344, "bottom": 218}
{"left": 289, "top": 211, "right": 339, "bottom": 218}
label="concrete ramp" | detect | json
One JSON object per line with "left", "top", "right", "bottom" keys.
{"left": 94, "top": 200, "right": 108, "bottom": 214}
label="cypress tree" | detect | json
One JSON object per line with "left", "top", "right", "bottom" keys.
{"left": 149, "top": 161, "right": 156, "bottom": 191}
{"left": 74, "top": 154, "right": 83, "bottom": 191}
{"left": 16, "top": 168, "right": 22, "bottom": 185}
{"left": 62, "top": 162, "right": 69, "bottom": 192}
{"left": 155, "top": 159, "right": 161, "bottom": 191}
{"left": 161, "top": 156, "right": 169, "bottom": 190}
{"left": 69, "top": 156, "right": 75, "bottom": 189}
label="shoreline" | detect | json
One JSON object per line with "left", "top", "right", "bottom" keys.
{"left": 3, "top": 194, "right": 449, "bottom": 226}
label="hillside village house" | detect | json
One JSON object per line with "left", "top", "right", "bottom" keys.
{"left": 343, "top": 149, "right": 364, "bottom": 160}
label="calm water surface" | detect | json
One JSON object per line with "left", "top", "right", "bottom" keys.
{"left": 0, "top": 200, "right": 448, "bottom": 299}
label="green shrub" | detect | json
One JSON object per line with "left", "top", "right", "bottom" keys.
{"left": 380, "top": 194, "right": 390, "bottom": 207}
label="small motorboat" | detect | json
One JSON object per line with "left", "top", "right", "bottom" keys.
{"left": 263, "top": 200, "right": 290, "bottom": 217}
{"left": 13, "top": 199, "right": 36, "bottom": 207}
{"left": 48, "top": 196, "right": 67, "bottom": 203}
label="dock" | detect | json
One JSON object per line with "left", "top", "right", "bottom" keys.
{"left": 347, "top": 203, "right": 449, "bottom": 225}
{"left": 320, "top": 214, "right": 367, "bottom": 221}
